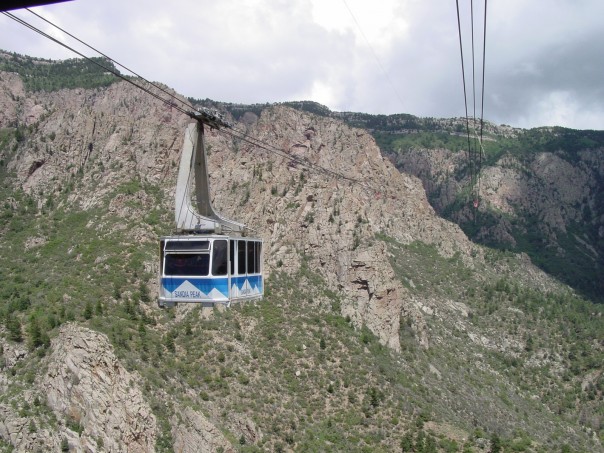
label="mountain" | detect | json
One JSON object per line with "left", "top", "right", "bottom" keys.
{"left": 0, "top": 52, "right": 602, "bottom": 452}
{"left": 210, "top": 99, "right": 604, "bottom": 304}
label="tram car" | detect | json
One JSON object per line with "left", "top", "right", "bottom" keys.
{"left": 159, "top": 235, "right": 263, "bottom": 307}
{"left": 158, "top": 109, "right": 263, "bottom": 308}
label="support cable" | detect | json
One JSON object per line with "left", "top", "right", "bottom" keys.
{"left": 175, "top": 126, "right": 196, "bottom": 229}
{"left": 223, "top": 126, "right": 363, "bottom": 185}
{"left": 478, "top": 0, "right": 488, "bottom": 203}
{"left": 2, "top": 11, "right": 192, "bottom": 117}
{"left": 5, "top": 9, "right": 370, "bottom": 190}
{"left": 455, "top": 0, "right": 473, "bottom": 179}
{"left": 25, "top": 8, "right": 194, "bottom": 115}
{"left": 341, "top": 0, "right": 406, "bottom": 111}
{"left": 470, "top": 0, "right": 477, "bottom": 200}
{"left": 456, "top": 0, "right": 487, "bottom": 211}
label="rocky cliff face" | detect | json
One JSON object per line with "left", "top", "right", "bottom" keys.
{"left": 1, "top": 75, "right": 189, "bottom": 205}
{"left": 0, "top": 324, "right": 156, "bottom": 452}
{"left": 0, "top": 69, "right": 480, "bottom": 352}
{"left": 43, "top": 324, "right": 158, "bottom": 452}
{"left": 214, "top": 105, "right": 481, "bottom": 351}
{"left": 389, "top": 134, "right": 604, "bottom": 300}
{"left": 1, "top": 324, "right": 235, "bottom": 453}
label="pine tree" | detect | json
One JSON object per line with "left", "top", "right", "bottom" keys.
{"left": 95, "top": 299, "right": 103, "bottom": 316}
{"left": 139, "top": 282, "right": 150, "bottom": 303}
{"left": 84, "top": 301, "right": 93, "bottom": 320}
{"left": 490, "top": 433, "right": 501, "bottom": 453}
{"left": 28, "top": 316, "right": 42, "bottom": 349}
{"left": 6, "top": 312, "right": 23, "bottom": 342}
{"left": 401, "top": 433, "right": 414, "bottom": 452}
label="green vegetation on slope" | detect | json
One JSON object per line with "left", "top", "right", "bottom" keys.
{"left": 0, "top": 51, "right": 119, "bottom": 92}
{"left": 380, "top": 235, "right": 603, "bottom": 449}
{"left": 0, "top": 170, "right": 475, "bottom": 451}
{"left": 0, "top": 57, "right": 602, "bottom": 451}
{"left": 1, "top": 141, "right": 602, "bottom": 452}
{"left": 376, "top": 127, "right": 604, "bottom": 170}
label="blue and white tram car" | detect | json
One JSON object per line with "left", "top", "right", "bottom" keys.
{"left": 158, "top": 235, "right": 263, "bottom": 308}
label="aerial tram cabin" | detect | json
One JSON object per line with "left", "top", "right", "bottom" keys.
{"left": 159, "top": 236, "right": 263, "bottom": 306}
{"left": 158, "top": 110, "right": 263, "bottom": 308}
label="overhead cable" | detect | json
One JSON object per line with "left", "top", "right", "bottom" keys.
{"left": 222, "top": 126, "right": 363, "bottom": 185}
{"left": 2, "top": 11, "right": 192, "bottom": 117}
{"left": 24, "top": 8, "right": 194, "bottom": 116}
{"left": 478, "top": 0, "right": 488, "bottom": 199}
{"left": 455, "top": 0, "right": 487, "bottom": 210}
{"left": 341, "top": 0, "right": 406, "bottom": 112}
{"left": 5, "top": 9, "right": 368, "bottom": 189}
{"left": 455, "top": 0, "right": 473, "bottom": 165}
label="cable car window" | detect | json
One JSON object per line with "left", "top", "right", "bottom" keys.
{"left": 165, "top": 240, "right": 210, "bottom": 252}
{"left": 237, "top": 240, "right": 246, "bottom": 275}
{"left": 212, "top": 240, "right": 228, "bottom": 276}
{"left": 230, "top": 240, "right": 235, "bottom": 275}
{"left": 255, "top": 241, "right": 262, "bottom": 273}
{"left": 165, "top": 253, "right": 209, "bottom": 276}
{"left": 247, "top": 240, "right": 256, "bottom": 274}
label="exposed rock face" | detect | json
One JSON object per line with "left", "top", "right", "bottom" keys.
{"left": 0, "top": 341, "right": 50, "bottom": 452}
{"left": 202, "top": 105, "right": 476, "bottom": 350}
{"left": 0, "top": 71, "right": 478, "bottom": 351}
{"left": 388, "top": 147, "right": 465, "bottom": 213}
{"left": 0, "top": 71, "right": 24, "bottom": 128}
{"left": 390, "top": 145, "right": 604, "bottom": 238}
{"left": 42, "top": 324, "right": 157, "bottom": 452}
{"left": 0, "top": 405, "right": 53, "bottom": 453}
{"left": 171, "top": 407, "right": 234, "bottom": 453}
{"left": 390, "top": 142, "right": 604, "bottom": 297}
{"left": 479, "top": 152, "right": 599, "bottom": 233}
{"left": 1, "top": 322, "right": 246, "bottom": 452}
{"left": 0, "top": 338, "right": 27, "bottom": 370}
{"left": 1, "top": 77, "right": 189, "bottom": 209}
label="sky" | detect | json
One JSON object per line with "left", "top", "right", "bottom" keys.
{"left": 1, "top": 0, "right": 603, "bottom": 130}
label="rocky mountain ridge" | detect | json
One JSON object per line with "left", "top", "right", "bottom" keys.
{"left": 1, "top": 66, "right": 481, "bottom": 351}
{"left": 383, "top": 129, "right": 604, "bottom": 302}
{"left": 200, "top": 98, "right": 604, "bottom": 302}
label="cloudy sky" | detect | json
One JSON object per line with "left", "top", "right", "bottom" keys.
{"left": 1, "top": 0, "right": 603, "bottom": 130}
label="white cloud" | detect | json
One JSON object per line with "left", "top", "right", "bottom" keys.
{"left": 523, "top": 91, "right": 604, "bottom": 130}
{"left": 307, "top": 79, "right": 339, "bottom": 107}
{"left": 1, "top": 0, "right": 603, "bottom": 130}
{"left": 310, "top": 0, "right": 409, "bottom": 52}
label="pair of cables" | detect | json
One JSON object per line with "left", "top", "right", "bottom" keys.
{"left": 2, "top": 9, "right": 193, "bottom": 118}
{"left": 3, "top": 8, "right": 363, "bottom": 188}
{"left": 455, "top": 0, "right": 487, "bottom": 211}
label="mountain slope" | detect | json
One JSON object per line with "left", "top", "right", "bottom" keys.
{"left": 0, "top": 54, "right": 602, "bottom": 452}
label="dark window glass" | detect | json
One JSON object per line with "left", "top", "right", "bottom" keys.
{"left": 237, "top": 240, "right": 246, "bottom": 275}
{"left": 164, "top": 253, "right": 209, "bottom": 276}
{"left": 165, "top": 240, "right": 210, "bottom": 252}
{"left": 159, "top": 240, "right": 164, "bottom": 273}
{"left": 230, "top": 240, "right": 235, "bottom": 275}
{"left": 247, "top": 240, "right": 255, "bottom": 274}
{"left": 255, "top": 241, "right": 262, "bottom": 273}
{"left": 212, "top": 240, "right": 228, "bottom": 276}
